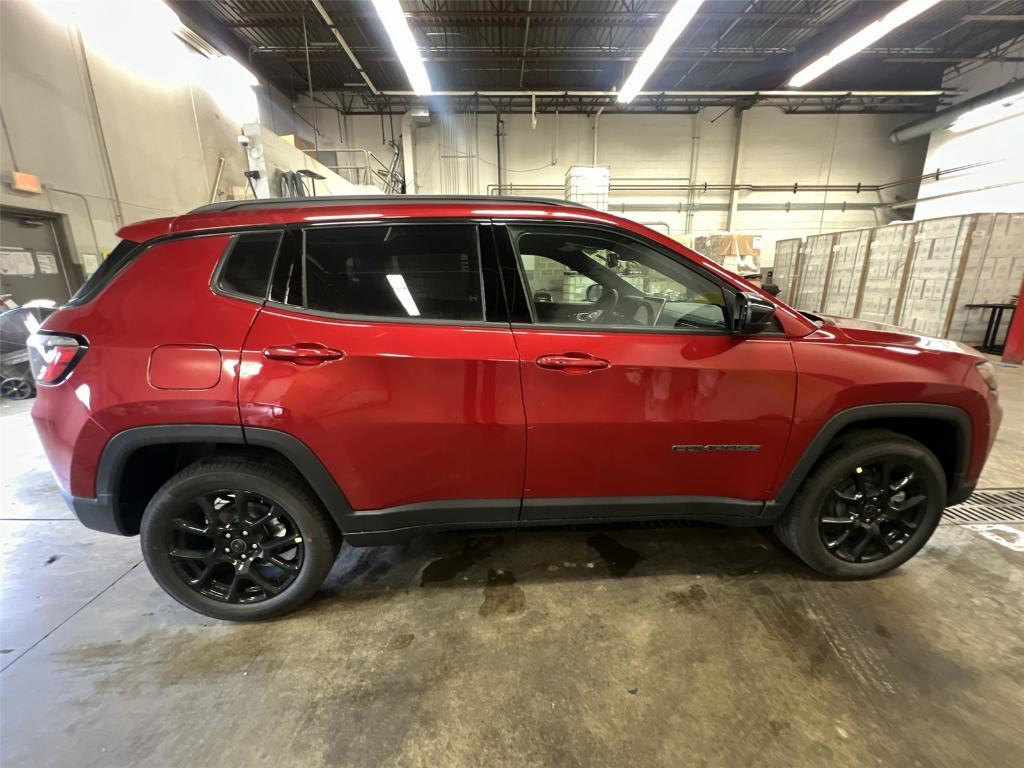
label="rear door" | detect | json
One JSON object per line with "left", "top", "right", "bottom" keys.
{"left": 238, "top": 221, "right": 525, "bottom": 531}
{"left": 498, "top": 222, "right": 797, "bottom": 522}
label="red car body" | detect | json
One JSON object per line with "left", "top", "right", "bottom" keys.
{"left": 30, "top": 197, "right": 1001, "bottom": 544}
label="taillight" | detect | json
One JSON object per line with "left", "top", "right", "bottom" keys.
{"left": 27, "top": 333, "right": 86, "bottom": 385}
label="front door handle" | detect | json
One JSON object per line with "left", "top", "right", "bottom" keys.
{"left": 536, "top": 352, "right": 610, "bottom": 373}
{"left": 263, "top": 343, "right": 345, "bottom": 366}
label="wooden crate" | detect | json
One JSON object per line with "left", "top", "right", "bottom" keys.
{"left": 857, "top": 222, "right": 916, "bottom": 326}
{"left": 896, "top": 215, "right": 975, "bottom": 338}
{"left": 771, "top": 238, "right": 803, "bottom": 304}
{"left": 822, "top": 228, "right": 873, "bottom": 317}
{"left": 791, "top": 233, "right": 837, "bottom": 311}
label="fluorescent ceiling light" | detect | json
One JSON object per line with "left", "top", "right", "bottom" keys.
{"left": 386, "top": 274, "right": 421, "bottom": 317}
{"left": 371, "top": 0, "right": 432, "bottom": 95}
{"left": 950, "top": 85, "right": 1024, "bottom": 133}
{"left": 788, "top": 0, "right": 943, "bottom": 87}
{"left": 616, "top": 1, "right": 704, "bottom": 104}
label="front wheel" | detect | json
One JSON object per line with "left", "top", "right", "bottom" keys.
{"left": 774, "top": 433, "right": 947, "bottom": 579}
{"left": 140, "top": 457, "right": 339, "bottom": 621}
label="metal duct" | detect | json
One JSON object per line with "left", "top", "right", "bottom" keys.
{"left": 890, "top": 79, "right": 1023, "bottom": 144}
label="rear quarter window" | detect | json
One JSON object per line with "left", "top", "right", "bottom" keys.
{"left": 216, "top": 232, "right": 283, "bottom": 300}
{"left": 66, "top": 239, "right": 140, "bottom": 306}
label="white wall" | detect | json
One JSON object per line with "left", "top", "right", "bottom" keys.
{"left": 0, "top": 0, "right": 259, "bottom": 264}
{"left": 914, "top": 37, "right": 1024, "bottom": 220}
{"left": 291, "top": 97, "right": 927, "bottom": 261}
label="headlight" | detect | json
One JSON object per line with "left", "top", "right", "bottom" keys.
{"left": 975, "top": 361, "right": 998, "bottom": 393}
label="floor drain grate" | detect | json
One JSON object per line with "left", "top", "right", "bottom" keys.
{"left": 943, "top": 488, "right": 1024, "bottom": 525}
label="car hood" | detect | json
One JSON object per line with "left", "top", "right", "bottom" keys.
{"left": 812, "top": 313, "right": 980, "bottom": 356}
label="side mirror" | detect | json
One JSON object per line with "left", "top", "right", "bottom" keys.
{"left": 730, "top": 291, "right": 776, "bottom": 335}
{"left": 585, "top": 284, "right": 604, "bottom": 303}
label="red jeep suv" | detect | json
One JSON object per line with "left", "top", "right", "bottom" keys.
{"left": 29, "top": 196, "right": 1002, "bottom": 620}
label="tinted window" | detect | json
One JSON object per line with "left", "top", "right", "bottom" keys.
{"left": 218, "top": 232, "right": 281, "bottom": 299}
{"left": 67, "top": 239, "right": 140, "bottom": 306}
{"left": 509, "top": 225, "right": 728, "bottom": 331}
{"left": 269, "top": 230, "right": 303, "bottom": 306}
{"left": 302, "top": 224, "right": 483, "bottom": 321}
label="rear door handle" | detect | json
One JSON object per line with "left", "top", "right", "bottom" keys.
{"left": 535, "top": 352, "right": 610, "bottom": 373}
{"left": 263, "top": 343, "right": 345, "bottom": 366}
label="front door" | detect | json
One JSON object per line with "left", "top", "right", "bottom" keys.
{"left": 500, "top": 222, "right": 797, "bottom": 521}
{"left": 239, "top": 222, "right": 525, "bottom": 532}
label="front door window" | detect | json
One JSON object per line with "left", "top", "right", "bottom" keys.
{"left": 510, "top": 225, "right": 729, "bottom": 331}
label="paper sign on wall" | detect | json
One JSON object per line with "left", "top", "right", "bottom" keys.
{"left": 0, "top": 249, "right": 36, "bottom": 276}
{"left": 80, "top": 253, "right": 100, "bottom": 276}
{"left": 36, "top": 251, "right": 59, "bottom": 274}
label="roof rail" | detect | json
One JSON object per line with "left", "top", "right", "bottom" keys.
{"left": 189, "top": 195, "right": 590, "bottom": 215}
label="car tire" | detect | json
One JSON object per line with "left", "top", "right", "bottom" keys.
{"left": 774, "top": 431, "right": 947, "bottom": 579}
{"left": 140, "top": 456, "right": 340, "bottom": 621}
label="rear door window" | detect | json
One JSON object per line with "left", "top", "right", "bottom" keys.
{"left": 301, "top": 224, "right": 484, "bottom": 321}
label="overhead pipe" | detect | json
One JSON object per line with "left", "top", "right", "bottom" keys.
{"left": 685, "top": 111, "right": 702, "bottom": 234}
{"left": 592, "top": 106, "right": 604, "bottom": 165}
{"left": 401, "top": 109, "right": 430, "bottom": 194}
{"left": 886, "top": 179, "right": 1024, "bottom": 210}
{"left": 484, "top": 161, "right": 989, "bottom": 197}
{"left": 890, "top": 79, "right": 1023, "bottom": 143}
{"left": 311, "top": 0, "right": 380, "bottom": 95}
{"left": 208, "top": 156, "right": 226, "bottom": 203}
{"left": 725, "top": 108, "right": 744, "bottom": 231}
{"left": 519, "top": 0, "right": 532, "bottom": 89}
{"left": 608, "top": 201, "right": 880, "bottom": 213}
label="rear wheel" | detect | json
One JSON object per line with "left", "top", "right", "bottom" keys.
{"left": 0, "top": 377, "right": 34, "bottom": 400}
{"left": 774, "top": 432, "right": 946, "bottom": 578}
{"left": 140, "top": 457, "right": 339, "bottom": 620}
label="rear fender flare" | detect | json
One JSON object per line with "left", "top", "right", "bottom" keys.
{"left": 95, "top": 425, "right": 355, "bottom": 532}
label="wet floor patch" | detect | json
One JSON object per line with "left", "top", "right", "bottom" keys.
{"left": 385, "top": 633, "right": 415, "bottom": 650}
{"left": 665, "top": 583, "right": 708, "bottom": 611}
{"left": 586, "top": 534, "right": 645, "bottom": 577}
{"left": 420, "top": 536, "right": 504, "bottom": 585}
{"left": 478, "top": 569, "right": 526, "bottom": 617}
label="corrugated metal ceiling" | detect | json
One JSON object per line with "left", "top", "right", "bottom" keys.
{"left": 169, "top": 0, "right": 1024, "bottom": 112}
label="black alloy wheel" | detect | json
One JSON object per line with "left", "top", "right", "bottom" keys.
{"left": 141, "top": 457, "right": 339, "bottom": 620}
{"left": 166, "top": 490, "right": 305, "bottom": 603}
{"left": 1, "top": 378, "right": 34, "bottom": 400}
{"left": 773, "top": 431, "right": 947, "bottom": 579}
{"left": 819, "top": 460, "right": 928, "bottom": 563}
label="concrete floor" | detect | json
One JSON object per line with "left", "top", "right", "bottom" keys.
{"left": 2, "top": 363, "right": 1022, "bottom": 768}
